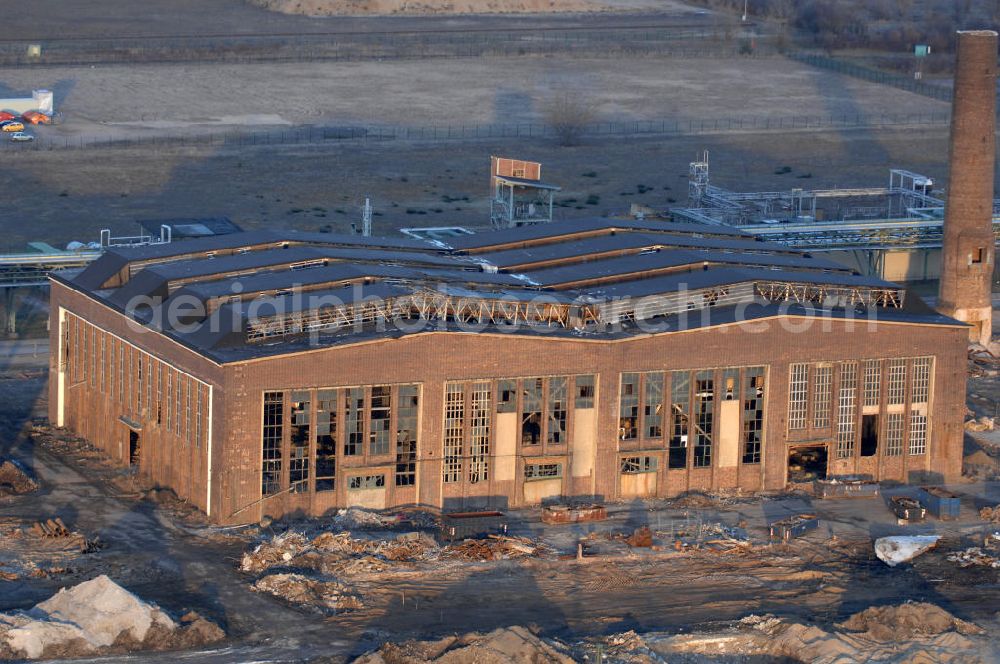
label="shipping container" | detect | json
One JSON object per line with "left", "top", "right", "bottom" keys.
{"left": 918, "top": 487, "right": 961, "bottom": 520}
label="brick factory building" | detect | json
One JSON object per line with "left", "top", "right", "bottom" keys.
{"left": 48, "top": 219, "right": 967, "bottom": 524}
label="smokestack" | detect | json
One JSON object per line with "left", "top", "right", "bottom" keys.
{"left": 938, "top": 30, "right": 998, "bottom": 347}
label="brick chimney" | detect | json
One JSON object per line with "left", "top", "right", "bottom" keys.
{"left": 938, "top": 30, "right": 997, "bottom": 346}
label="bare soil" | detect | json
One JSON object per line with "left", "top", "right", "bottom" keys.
{"left": 250, "top": 0, "right": 684, "bottom": 16}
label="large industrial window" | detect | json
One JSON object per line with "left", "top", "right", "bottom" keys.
{"left": 812, "top": 365, "right": 832, "bottom": 429}
{"left": 184, "top": 377, "right": 191, "bottom": 444}
{"left": 165, "top": 369, "right": 172, "bottom": 431}
{"left": 175, "top": 371, "right": 183, "bottom": 437}
{"left": 369, "top": 385, "right": 391, "bottom": 456}
{"left": 344, "top": 388, "right": 364, "bottom": 456}
{"left": 497, "top": 379, "right": 517, "bottom": 413}
{"left": 155, "top": 363, "right": 162, "bottom": 425}
{"left": 863, "top": 359, "right": 881, "bottom": 407}
{"left": 525, "top": 462, "right": 561, "bottom": 480}
{"left": 836, "top": 362, "right": 858, "bottom": 458}
{"left": 621, "top": 456, "right": 657, "bottom": 474}
{"left": 693, "top": 371, "right": 714, "bottom": 467}
{"left": 547, "top": 377, "right": 567, "bottom": 445}
{"left": 349, "top": 474, "right": 385, "bottom": 490}
{"left": 118, "top": 343, "right": 124, "bottom": 404}
{"left": 89, "top": 327, "right": 96, "bottom": 388}
{"left": 395, "top": 385, "right": 418, "bottom": 487}
{"left": 909, "top": 411, "right": 927, "bottom": 455}
{"left": 742, "top": 367, "right": 765, "bottom": 464}
{"left": 135, "top": 352, "right": 143, "bottom": 415}
{"left": 669, "top": 371, "right": 690, "bottom": 469}
{"left": 619, "top": 373, "right": 640, "bottom": 441}
{"left": 100, "top": 333, "right": 106, "bottom": 394}
{"left": 887, "top": 359, "right": 906, "bottom": 406}
{"left": 443, "top": 383, "right": 465, "bottom": 483}
{"left": 722, "top": 368, "right": 739, "bottom": 401}
{"left": 289, "top": 391, "right": 310, "bottom": 492}
{"left": 469, "top": 382, "right": 491, "bottom": 483}
{"left": 262, "top": 392, "right": 284, "bottom": 496}
{"left": 315, "top": 389, "right": 337, "bottom": 492}
{"left": 195, "top": 384, "right": 203, "bottom": 449}
{"left": 788, "top": 363, "right": 808, "bottom": 430}
{"left": 644, "top": 372, "right": 664, "bottom": 439}
{"left": 911, "top": 357, "right": 931, "bottom": 404}
{"left": 521, "top": 378, "right": 543, "bottom": 446}
{"left": 885, "top": 412, "right": 904, "bottom": 456}
{"left": 575, "top": 375, "right": 595, "bottom": 408}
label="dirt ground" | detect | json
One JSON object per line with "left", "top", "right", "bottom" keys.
{"left": 0, "top": 126, "right": 970, "bottom": 252}
{"left": 0, "top": 55, "right": 948, "bottom": 133}
{"left": 250, "top": 0, "right": 683, "bottom": 16}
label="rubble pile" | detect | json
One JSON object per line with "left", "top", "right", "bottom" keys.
{"left": 980, "top": 505, "right": 1000, "bottom": 523}
{"left": 0, "top": 575, "right": 223, "bottom": 660}
{"left": 874, "top": 535, "right": 941, "bottom": 567}
{"left": 352, "top": 626, "right": 575, "bottom": 664}
{"left": 0, "top": 458, "right": 37, "bottom": 497}
{"left": 947, "top": 547, "right": 1000, "bottom": 568}
{"left": 968, "top": 346, "right": 1000, "bottom": 378}
{"left": 965, "top": 416, "right": 996, "bottom": 432}
{"left": 241, "top": 530, "right": 441, "bottom": 575}
{"left": 654, "top": 520, "right": 752, "bottom": 553}
{"left": 644, "top": 602, "right": 992, "bottom": 663}
{"left": 0, "top": 517, "right": 101, "bottom": 581}
{"left": 440, "top": 535, "right": 539, "bottom": 561}
{"left": 252, "top": 573, "right": 363, "bottom": 612}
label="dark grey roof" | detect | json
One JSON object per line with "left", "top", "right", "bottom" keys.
{"left": 137, "top": 217, "right": 242, "bottom": 238}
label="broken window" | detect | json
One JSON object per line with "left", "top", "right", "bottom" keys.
{"left": 89, "top": 327, "right": 96, "bottom": 389}
{"left": 315, "top": 389, "right": 337, "bottom": 492}
{"left": 812, "top": 365, "right": 832, "bottom": 429}
{"left": 395, "top": 385, "right": 418, "bottom": 487}
{"left": 644, "top": 372, "right": 664, "bottom": 439}
{"left": 836, "top": 362, "right": 858, "bottom": 458}
{"left": 909, "top": 411, "right": 927, "bottom": 455}
{"left": 369, "top": 385, "right": 391, "bottom": 456}
{"left": 262, "top": 391, "right": 284, "bottom": 496}
{"left": 175, "top": 371, "right": 183, "bottom": 437}
{"left": 547, "top": 377, "right": 567, "bottom": 445}
{"left": 155, "top": 363, "right": 162, "bottom": 425}
{"left": 348, "top": 474, "right": 385, "bottom": 490}
{"left": 575, "top": 375, "right": 595, "bottom": 409}
{"left": 497, "top": 379, "right": 517, "bottom": 413}
{"left": 863, "top": 360, "right": 881, "bottom": 408}
{"left": 344, "top": 387, "right": 364, "bottom": 456}
{"left": 619, "top": 373, "right": 639, "bottom": 441}
{"left": 443, "top": 383, "right": 465, "bottom": 483}
{"left": 742, "top": 366, "right": 765, "bottom": 464}
{"left": 145, "top": 355, "right": 152, "bottom": 419}
{"left": 885, "top": 412, "right": 904, "bottom": 456}
{"left": 185, "top": 377, "right": 191, "bottom": 444}
{"left": 469, "top": 382, "right": 491, "bottom": 483}
{"left": 621, "top": 456, "right": 657, "bottom": 474}
{"left": 723, "top": 368, "right": 739, "bottom": 401}
{"left": 972, "top": 247, "right": 985, "bottom": 264}
{"left": 911, "top": 357, "right": 931, "bottom": 404}
{"left": 860, "top": 414, "right": 878, "bottom": 457}
{"left": 693, "top": 371, "right": 714, "bottom": 468}
{"left": 788, "top": 363, "right": 808, "bottom": 430}
{"left": 289, "top": 391, "right": 310, "bottom": 492}
{"left": 165, "top": 369, "right": 172, "bottom": 431}
{"left": 521, "top": 378, "right": 542, "bottom": 446}
{"left": 887, "top": 359, "right": 906, "bottom": 405}
{"left": 118, "top": 343, "right": 124, "bottom": 404}
{"left": 525, "top": 463, "right": 561, "bottom": 480}
{"left": 669, "top": 371, "right": 690, "bottom": 469}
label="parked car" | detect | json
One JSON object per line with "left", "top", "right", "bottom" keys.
{"left": 21, "top": 110, "right": 51, "bottom": 125}
{"left": 0, "top": 112, "right": 15, "bottom": 123}
{"left": 9, "top": 132, "right": 34, "bottom": 142}
{"left": 1, "top": 122, "right": 25, "bottom": 132}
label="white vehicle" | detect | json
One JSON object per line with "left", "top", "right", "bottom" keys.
{"left": 9, "top": 132, "right": 34, "bottom": 142}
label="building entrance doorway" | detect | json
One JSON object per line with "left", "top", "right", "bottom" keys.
{"left": 787, "top": 445, "right": 827, "bottom": 484}
{"left": 129, "top": 430, "right": 140, "bottom": 467}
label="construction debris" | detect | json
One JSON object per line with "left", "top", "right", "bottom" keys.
{"left": 965, "top": 416, "right": 995, "bottom": 432}
{"left": 624, "top": 526, "right": 653, "bottom": 548}
{"left": 352, "top": 626, "right": 575, "bottom": 664}
{"left": 440, "top": 535, "right": 538, "bottom": 561}
{"left": 0, "top": 575, "right": 224, "bottom": 660}
{"left": 0, "top": 458, "right": 37, "bottom": 497}
{"left": 979, "top": 504, "right": 1000, "bottom": 523}
{"left": 874, "top": 535, "right": 941, "bottom": 567}
{"left": 30, "top": 519, "right": 70, "bottom": 539}
{"left": 541, "top": 503, "right": 607, "bottom": 524}
{"left": 252, "top": 573, "right": 363, "bottom": 612}
{"left": 968, "top": 345, "right": 1000, "bottom": 378}
{"left": 947, "top": 546, "right": 1000, "bottom": 569}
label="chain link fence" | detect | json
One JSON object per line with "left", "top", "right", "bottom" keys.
{"left": 788, "top": 52, "right": 954, "bottom": 103}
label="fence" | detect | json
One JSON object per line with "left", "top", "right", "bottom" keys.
{"left": 788, "top": 52, "right": 954, "bottom": 103}
{"left": 0, "top": 112, "right": 952, "bottom": 153}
